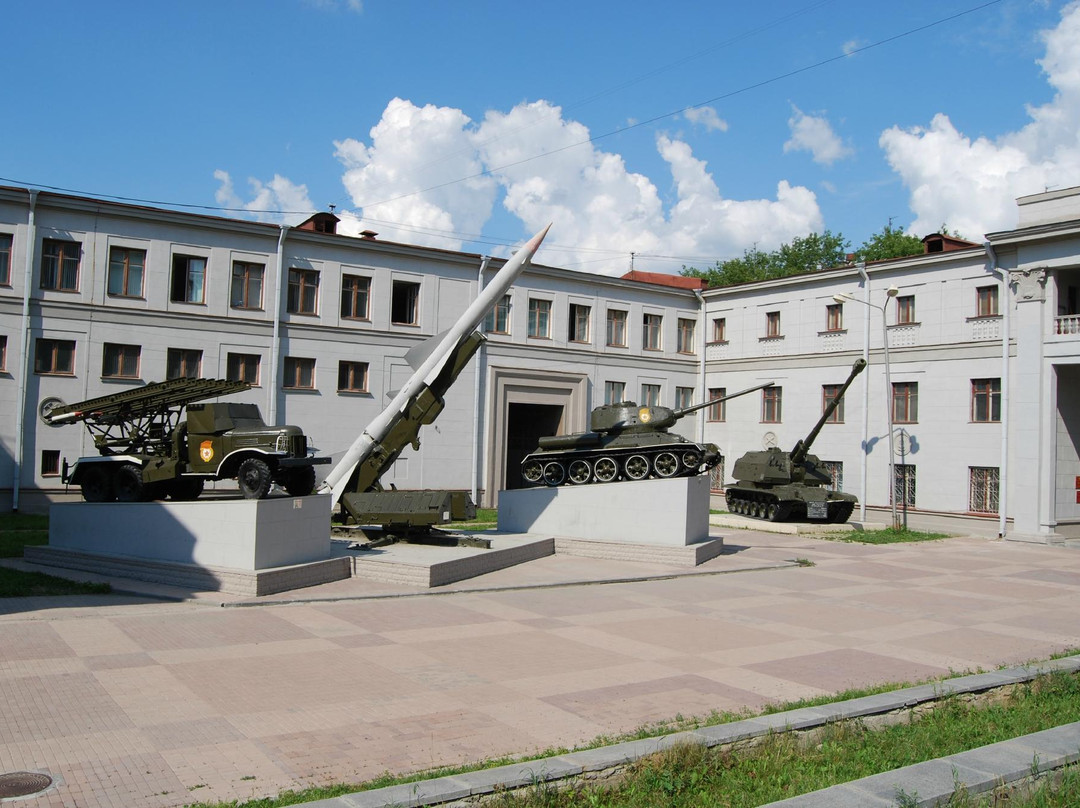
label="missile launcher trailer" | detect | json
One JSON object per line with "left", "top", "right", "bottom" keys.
{"left": 44, "top": 378, "right": 328, "bottom": 502}
{"left": 520, "top": 382, "right": 773, "bottom": 487}
{"left": 725, "top": 359, "right": 867, "bottom": 523}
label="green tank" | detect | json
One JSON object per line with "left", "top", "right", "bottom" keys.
{"left": 725, "top": 359, "right": 866, "bottom": 523}
{"left": 520, "top": 382, "right": 772, "bottom": 486}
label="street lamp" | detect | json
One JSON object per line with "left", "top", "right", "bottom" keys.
{"left": 834, "top": 286, "right": 900, "bottom": 530}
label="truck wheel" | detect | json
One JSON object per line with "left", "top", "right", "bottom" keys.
{"left": 237, "top": 457, "right": 273, "bottom": 499}
{"left": 81, "top": 467, "right": 115, "bottom": 502}
{"left": 280, "top": 466, "right": 316, "bottom": 496}
{"left": 114, "top": 463, "right": 149, "bottom": 502}
{"left": 170, "top": 478, "right": 205, "bottom": 501}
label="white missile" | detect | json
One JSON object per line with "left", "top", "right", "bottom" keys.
{"left": 320, "top": 223, "right": 552, "bottom": 505}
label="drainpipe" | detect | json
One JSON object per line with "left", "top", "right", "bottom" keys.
{"left": 268, "top": 225, "right": 288, "bottom": 424}
{"left": 984, "top": 241, "right": 1009, "bottom": 539}
{"left": 693, "top": 289, "right": 707, "bottom": 443}
{"left": 471, "top": 256, "right": 491, "bottom": 506}
{"left": 857, "top": 262, "right": 870, "bottom": 522}
{"left": 12, "top": 190, "right": 39, "bottom": 511}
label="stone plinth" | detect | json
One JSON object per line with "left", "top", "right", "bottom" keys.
{"left": 497, "top": 475, "right": 711, "bottom": 546}
{"left": 47, "top": 495, "right": 332, "bottom": 570}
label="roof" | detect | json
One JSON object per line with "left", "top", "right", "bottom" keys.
{"left": 620, "top": 270, "right": 708, "bottom": 290}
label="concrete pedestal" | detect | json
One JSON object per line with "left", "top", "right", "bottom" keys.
{"left": 497, "top": 475, "right": 711, "bottom": 546}
{"left": 27, "top": 496, "right": 349, "bottom": 596}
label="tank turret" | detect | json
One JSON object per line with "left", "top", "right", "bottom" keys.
{"left": 521, "top": 382, "right": 772, "bottom": 487}
{"left": 725, "top": 359, "right": 867, "bottom": 523}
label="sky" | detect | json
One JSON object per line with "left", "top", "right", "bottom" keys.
{"left": 4, "top": 0, "right": 1079, "bottom": 275}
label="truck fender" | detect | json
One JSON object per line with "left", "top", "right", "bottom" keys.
{"left": 216, "top": 448, "right": 282, "bottom": 480}
{"left": 66, "top": 455, "right": 144, "bottom": 485}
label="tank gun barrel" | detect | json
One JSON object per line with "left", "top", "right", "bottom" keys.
{"left": 790, "top": 359, "right": 867, "bottom": 466}
{"left": 671, "top": 381, "right": 775, "bottom": 420}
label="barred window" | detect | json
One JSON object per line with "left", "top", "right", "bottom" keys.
{"left": 969, "top": 467, "right": 999, "bottom": 513}
{"left": 817, "top": 460, "right": 844, "bottom": 491}
{"left": 893, "top": 464, "right": 916, "bottom": 508}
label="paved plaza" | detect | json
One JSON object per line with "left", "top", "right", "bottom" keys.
{"left": 3, "top": 529, "right": 1080, "bottom": 808}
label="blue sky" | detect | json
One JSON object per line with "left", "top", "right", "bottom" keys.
{"left": 4, "top": 0, "right": 1077, "bottom": 274}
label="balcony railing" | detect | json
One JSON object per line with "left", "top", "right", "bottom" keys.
{"left": 970, "top": 317, "right": 1001, "bottom": 341}
{"left": 888, "top": 323, "right": 919, "bottom": 347}
{"left": 1055, "top": 315, "right": 1080, "bottom": 335}
{"left": 705, "top": 341, "right": 729, "bottom": 361}
{"left": 819, "top": 331, "right": 846, "bottom": 352}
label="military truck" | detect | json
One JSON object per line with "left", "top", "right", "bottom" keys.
{"left": 44, "top": 378, "right": 328, "bottom": 502}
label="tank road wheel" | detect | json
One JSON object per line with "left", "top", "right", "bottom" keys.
{"left": 594, "top": 457, "right": 618, "bottom": 483}
{"left": 114, "top": 463, "right": 149, "bottom": 502}
{"left": 169, "top": 477, "right": 205, "bottom": 501}
{"left": 80, "top": 467, "right": 115, "bottom": 502}
{"left": 567, "top": 459, "right": 592, "bottom": 485}
{"left": 681, "top": 450, "right": 702, "bottom": 470}
{"left": 653, "top": 452, "right": 680, "bottom": 478}
{"left": 237, "top": 457, "right": 273, "bottom": 499}
{"left": 522, "top": 459, "right": 544, "bottom": 485}
{"left": 624, "top": 455, "right": 649, "bottom": 480}
{"left": 752, "top": 501, "right": 765, "bottom": 519}
{"left": 766, "top": 502, "right": 781, "bottom": 521}
{"left": 542, "top": 462, "right": 566, "bottom": 486}
{"left": 281, "top": 465, "right": 317, "bottom": 496}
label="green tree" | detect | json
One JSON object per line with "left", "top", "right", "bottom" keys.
{"left": 681, "top": 230, "right": 850, "bottom": 288}
{"left": 855, "top": 223, "right": 924, "bottom": 262}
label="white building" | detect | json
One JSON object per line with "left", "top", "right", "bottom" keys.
{"left": 3, "top": 183, "right": 1080, "bottom": 542}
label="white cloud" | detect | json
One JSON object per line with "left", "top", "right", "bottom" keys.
{"left": 683, "top": 106, "right": 729, "bottom": 132}
{"left": 213, "top": 170, "right": 314, "bottom": 226}
{"left": 303, "top": 0, "right": 362, "bottom": 12}
{"left": 880, "top": 0, "right": 1080, "bottom": 238}
{"left": 783, "top": 106, "right": 853, "bottom": 166}
{"left": 842, "top": 39, "right": 866, "bottom": 56}
{"left": 333, "top": 97, "right": 497, "bottom": 248}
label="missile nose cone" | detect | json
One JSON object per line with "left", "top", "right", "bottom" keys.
{"left": 520, "top": 223, "right": 552, "bottom": 257}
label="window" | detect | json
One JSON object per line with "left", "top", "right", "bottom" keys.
{"left": 227, "top": 352, "right": 260, "bottom": 385}
{"left": 287, "top": 268, "right": 319, "bottom": 315}
{"left": 607, "top": 309, "right": 628, "bottom": 346}
{"left": 643, "top": 313, "right": 662, "bottom": 350}
{"left": 484, "top": 294, "right": 510, "bottom": 334}
{"left": 971, "top": 378, "right": 1001, "bottom": 422}
{"left": 677, "top": 318, "right": 696, "bottom": 354}
{"left": 826, "top": 303, "right": 843, "bottom": 332}
{"left": 341, "top": 274, "right": 371, "bottom": 320}
{"left": 969, "top": 467, "right": 999, "bottom": 513}
{"left": 708, "top": 387, "right": 726, "bottom": 422}
{"left": 976, "top": 285, "right": 999, "bottom": 317}
{"left": 41, "top": 450, "right": 61, "bottom": 477}
{"left": 762, "top": 386, "right": 782, "bottom": 423}
{"left": 0, "top": 233, "right": 12, "bottom": 285}
{"left": 34, "top": 338, "right": 75, "bottom": 375}
{"left": 822, "top": 384, "right": 844, "bottom": 423}
{"left": 892, "top": 382, "right": 918, "bottom": 423}
{"left": 896, "top": 294, "right": 915, "bottom": 324}
{"left": 766, "top": 311, "right": 781, "bottom": 337}
{"left": 107, "top": 247, "right": 145, "bottom": 298}
{"left": 0, "top": 335, "right": 6, "bottom": 371}
{"left": 893, "top": 464, "right": 916, "bottom": 507}
{"left": 41, "top": 239, "right": 81, "bottom": 291}
{"left": 284, "top": 357, "right": 315, "bottom": 389}
{"left": 817, "top": 460, "right": 844, "bottom": 491}
{"left": 528, "top": 298, "right": 552, "bottom": 338}
{"left": 166, "top": 348, "right": 202, "bottom": 380}
{"left": 171, "top": 255, "right": 206, "bottom": 303}
{"left": 391, "top": 280, "right": 420, "bottom": 325}
{"left": 338, "top": 360, "right": 369, "bottom": 393}
{"left": 675, "top": 386, "right": 694, "bottom": 409}
{"left": 711, "top": 317, "right": 726, "bottom": 343}
{"left": 641, "top": 383, "right": 661, "bottom": 406}
{"left": 102, "top": 343, "right": 141, "bottom": 379}
{"left": 604, "top": 380, "right": 626, "bottom": 405}
{"left": 231, "top": 261, "right": 264, "bottom": 310}
{"left": 569, "top": 304, "right": 591, "bottom": 342}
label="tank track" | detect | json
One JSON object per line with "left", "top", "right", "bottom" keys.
{"left": 724, "top": 489, "right": 855, "bottom": 524}
{"left": 521, "top": 443, "right": 715, "bottom": 487}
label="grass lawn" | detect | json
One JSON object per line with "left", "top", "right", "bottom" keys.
{"left": 0, "top": 512, "right": 111, "bottom": 596}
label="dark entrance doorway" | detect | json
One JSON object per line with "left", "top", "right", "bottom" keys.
{"left": 505, "top": 403, "right": 563, "bottom": 489}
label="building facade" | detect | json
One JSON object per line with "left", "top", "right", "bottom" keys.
{"left": 3, "top": 184, "right": 1080, "bottom": 542}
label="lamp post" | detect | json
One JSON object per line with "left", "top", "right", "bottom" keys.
{"left": 834, "top": 286, "right": 900, "bottom": 530}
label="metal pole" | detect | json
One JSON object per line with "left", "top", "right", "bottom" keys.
{"left": 881, "top": 303, "right": 899, "bottom": 530}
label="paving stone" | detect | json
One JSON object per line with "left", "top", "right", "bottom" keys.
{"left": 1012, "top": 722, "right": 1080, "bottom": 771}
{"left": 454, "top": 758, "right": 583, "bottom": 793}
{"left": 945, "top": 738, "right": 1047, "bottom": 783}
{"left": 846, "top": 760, "right": 1001, "bottom": 805}
{"left": 760, "top": 783, "right": 895, "bottom": 807}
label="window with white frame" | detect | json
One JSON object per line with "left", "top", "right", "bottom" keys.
{"left": 893, "top": 464, "right": 916, "bottom": 507}
{"left": 969, "top": 466, "right": 999, "bottom": 513}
